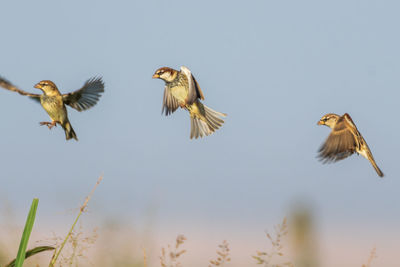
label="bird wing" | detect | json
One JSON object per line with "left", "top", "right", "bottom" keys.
{"left": 180, "top": 66, "right": 204, "bottom": 105}
{"left": 318, "top": 115, "right": 358, "bottom": 163}
{"left": 0, "top": 76, "right": 41, "bottom": 101}
{"left": 162, "top": 86, "right": 180, "bottom": 116}
{"left": 62, "top": 77, "right": 104, "bottom": 111}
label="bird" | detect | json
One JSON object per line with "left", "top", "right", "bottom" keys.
{"left": 0, "top": 76, "right": 104, "bottom": 141}
{"left": 152, "top": 66, "right": 226, "bottom": 139}
{"left": 317, "top": 113, "right": 384, "bottom": 177}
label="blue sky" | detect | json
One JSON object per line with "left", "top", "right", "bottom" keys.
{"left": 0, "top": 0, "right": 399, "bottom": 249}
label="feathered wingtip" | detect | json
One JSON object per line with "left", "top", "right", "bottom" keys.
{"left": 84, "top": 76, "right": 105, "bottom": 92}
{"left": 0, "top": 76, "right": 12, "bottom": 86}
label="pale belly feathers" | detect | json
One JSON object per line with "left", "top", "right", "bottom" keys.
{"left": 40, "top": 95, "right": 68, "bottom": 123}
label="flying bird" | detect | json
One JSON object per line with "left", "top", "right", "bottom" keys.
{"left": 317, "top": 113, "right": 384, "bottom": 177}
{"left": 152, "top": 66, "right": 226, "bottom": 139}
{"left": 0, "top": 76, "right": 104, "bottom": 141}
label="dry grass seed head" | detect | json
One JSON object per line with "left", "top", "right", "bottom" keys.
{"left": 362, "top": 247, "right": 377, "bottom": 267}
{"left": 160, "top": 234, "right": 187, "bottom": 267}
{"left": 209, "top": 240, "right": 231, "bottom": 267}
{"left": 252, "top": 217, "right": 293, "bottom": 267}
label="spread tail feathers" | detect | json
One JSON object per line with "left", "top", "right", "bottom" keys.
{"left": 63, "top": 122, "right": 78, "bottom": 141}
{"left": 189, "top": 103, "right": 226, "bottom": 139}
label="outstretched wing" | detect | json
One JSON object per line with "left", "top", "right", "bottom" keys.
{"left": 162, "top": 86, "right": 179, "bottom": 116}
{"left": 62, "top": 77, "right": 104, "bottom": 111}
{"left": 180, "top": 66, "right": 204, "bottom": 105}
{"left": 318, "top": 115, "right": 358, "bottom": 163}
{"left": 0, "top": 76, "right": 41, "bottom": 101}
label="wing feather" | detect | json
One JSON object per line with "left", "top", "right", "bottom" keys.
{"left": 318, "top": 116, "right": 358, "bottom": 163}
{"left": 62, "top": 77, "right": 104, "bottom": 111}
{"left": 180, "top": 66, "right": 204, "bottom": 105}
{"left": 0, "top": 76, "right": 41, "bottom": 101}
{"left": 162, "top": 86, "right": 179, "bottom": 116}
{"left": 192, "top": 76, "right": 204, "bottom": 100}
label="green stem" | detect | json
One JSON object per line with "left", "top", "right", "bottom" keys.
{"left": 49, "top": 208, "right": 83, "bottom": 267}
{"left": 49, "top": 175, "right": 103, "bottom": 267}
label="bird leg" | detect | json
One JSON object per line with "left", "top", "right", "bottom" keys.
{"left": 39, "top": 121, "right": 57, "bottom": 129}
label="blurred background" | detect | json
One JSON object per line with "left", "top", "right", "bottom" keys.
{"left": 0, "top": 0, "right": 399, "bottom": 266}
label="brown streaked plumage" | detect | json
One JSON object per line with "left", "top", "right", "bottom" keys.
{"left": 153, "top": 66, "right": 226, "bottom": 139}
{"left": 0, "top": 76, "right": 104, "bottom": 141}
{"left": 317, "top": 113, "right": 384, "bottom": 177}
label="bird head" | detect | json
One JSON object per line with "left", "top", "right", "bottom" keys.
{"left": 34, "top": 80, "right": 59, "bottom": 95}
{"left": 152, "top": 67, "right": 177, "bottom": 82}
{"left": 318, "top": 113, "right": 340, "bottom": 128}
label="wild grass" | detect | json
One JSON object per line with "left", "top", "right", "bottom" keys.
{"left": 160, "top": 234, "right": 187, "bottom": 267}
{"left": 362, "top": 247, "right": 377, "bottom": 267}
{"left": 158, "top": 236, "right": 231, "bottom": 267}
{"left": 13, "top": 198, "right": 40, "bottom": 267}
{"left": 4, "top": 198, "right": 55, "bottom": 267}
{"left": 208, "top": 240, "right": 231, "bottom": 267}
{"left": 0, "top": 181, "right": 381, "bottom": 267}
{"left": 0, "top": 175, "right": 102, "bottom": 267}
{"left": 0, "top": 213, "right": 381, "bottom": 267}
{"left": 50, "top": 175, "right": 103, "bottom": 267}
{"left": 252, "top": 218, "right": 294, "bottom": 267}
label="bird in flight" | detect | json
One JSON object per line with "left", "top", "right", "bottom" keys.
{"left": 153, "top": 66, "right": 226, "bottom": 139}
{"left": 317, "top": 113, "right": 384, "bottom": 177}
{"left": 0, "top": 76, "right": 104, "bottom": 141}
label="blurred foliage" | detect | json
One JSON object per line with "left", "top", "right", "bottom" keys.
{"left": 289, "top": 206, "right": 319, "bottom": 267}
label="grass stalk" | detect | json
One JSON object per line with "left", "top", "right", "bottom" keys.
{"left": 49, "top": 175, "right": 103, "bottom": 267}
{"left": 14, "top": 198, "right": 39, "bottom": 267}
{"left": 6, "top": 246, "right": 54, "bottom": 267}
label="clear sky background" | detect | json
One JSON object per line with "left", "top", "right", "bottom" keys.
{"left": 0, "top": 1, "right": 399, "bottom": 266}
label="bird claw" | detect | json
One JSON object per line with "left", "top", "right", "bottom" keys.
{"left": 39, "top": 121, "right": 57, "bottom": 130}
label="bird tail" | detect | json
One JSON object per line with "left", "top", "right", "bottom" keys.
{"left": 188, "top": 101, "right": 226, "bottom": 139}
{"left": 366, "top": 151, "right": 384, "bottom": 177}
{"left": 63, "top": 121, "right": 78, "bottom": 141}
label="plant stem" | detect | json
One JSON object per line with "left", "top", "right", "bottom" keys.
{"left": 14, "top": 198, "right": 39, "bottom": 267}
{"left": 49, "top": 175, "right": 103, "bottom": 267}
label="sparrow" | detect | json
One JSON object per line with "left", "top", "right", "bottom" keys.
{"left": 0, "top": 76, "right": 104, "bottom": 141}
{"left": 152, "top": 66, "right": 226, "bottom": 139}
{"left": 317, "top": 113, "right": 384, "bottom": 177}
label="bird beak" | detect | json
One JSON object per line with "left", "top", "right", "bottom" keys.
{"left": 317, "top": 120, "right": 324, "bottom": 125}
{"left": 34, "top": 83, "right": 42, "bottom": 89}
{"left": 152, "top": 74, "right": 159, "bottom": 79}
